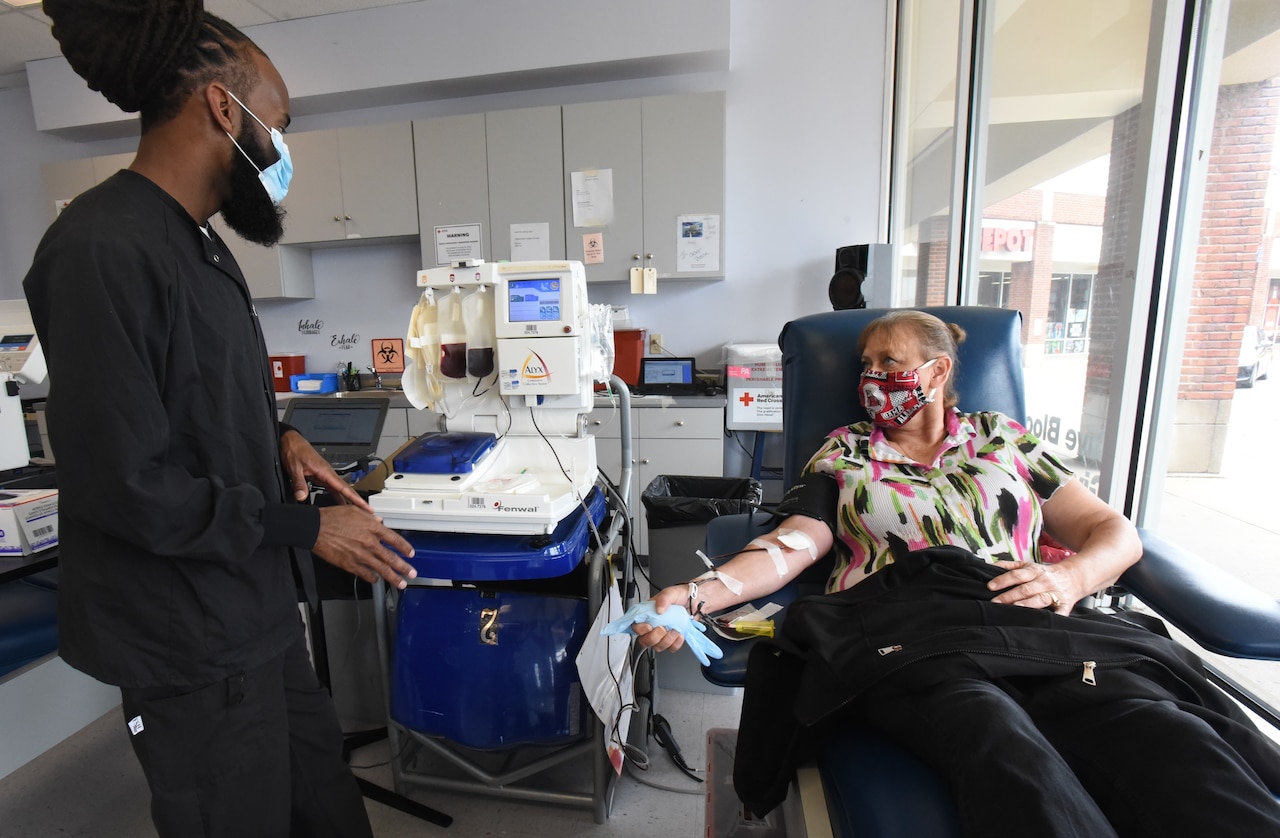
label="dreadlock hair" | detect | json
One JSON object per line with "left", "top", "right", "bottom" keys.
{"left": 43, "top": 0, "right": 265, "bottom": 131}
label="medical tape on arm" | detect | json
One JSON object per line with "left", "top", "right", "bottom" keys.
{"left": 777, "top": 528, "right": 819, "bottom": 563}
{"left": 748, "top": 538, "right": 790, "bottom": 578}
{"left": 690, "top": 561, "right": 744, "bottom": 596}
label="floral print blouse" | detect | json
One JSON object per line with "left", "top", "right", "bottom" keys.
{"left": 803, "top": 410, "right": 1072, "bottom": 592}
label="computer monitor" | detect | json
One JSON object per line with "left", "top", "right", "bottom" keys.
{"left": 281, "top": 397, "right": 389, "bottom": 466}
{"left": 634, "top": 357, "right": 700, "bottom": 395}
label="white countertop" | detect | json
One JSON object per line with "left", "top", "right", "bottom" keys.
{"left": 277, "top": 390, "right": 727, "bottom": 409}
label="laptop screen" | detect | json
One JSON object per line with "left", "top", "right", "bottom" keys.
{"left": 636, "top": 357, "right": 699, "bottom": 394}
{"left": 282, "top": 397, "right": 389, "bottom": 464}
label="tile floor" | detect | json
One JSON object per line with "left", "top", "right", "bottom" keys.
{"left": 0, "top": 685, "right": 742, "bottom": 838}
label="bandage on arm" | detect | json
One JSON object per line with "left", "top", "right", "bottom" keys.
{"left": 748, "top": 526, "right": 821, "bottom": 579}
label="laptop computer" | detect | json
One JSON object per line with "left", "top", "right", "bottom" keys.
{"left": 633, "top": 357, "right": 701, "bottom": 396}
{"left": 281, "top": 397, "right": 389, "bottom": 467}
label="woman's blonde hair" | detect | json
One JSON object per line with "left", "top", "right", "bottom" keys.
{"left": 858, "top": 311, "right": 968, "bottom": 410}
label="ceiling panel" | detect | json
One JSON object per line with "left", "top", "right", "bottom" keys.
{"left": 0, "top": 0, "right": 422, "bottom": 88}
{"left": 206, "top": 0, "right": 279, "bottom": 26}
{"left": 0, "top": 6, "right": 54, "bottom": 86}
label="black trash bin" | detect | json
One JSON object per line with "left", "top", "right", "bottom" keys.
{"left": 641, "top": 475, "right": 761, "bottom": 694}
{"left": 641, "top": 475, "right": 762, "bottom": 589}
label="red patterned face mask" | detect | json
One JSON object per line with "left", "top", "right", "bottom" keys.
{"left": 859, "top": 358, "right": 939, "bottom": 427}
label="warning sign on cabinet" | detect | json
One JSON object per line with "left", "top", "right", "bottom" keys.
{"left": 435, "top": 223, "right": 483, "bottom": 266}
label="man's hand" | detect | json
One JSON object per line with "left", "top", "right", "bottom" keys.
{"left": 313, "top": 505, "right": 417, "bottom": 589}
{"left": 279, "top": 428, "right": 372, "bottom": 512}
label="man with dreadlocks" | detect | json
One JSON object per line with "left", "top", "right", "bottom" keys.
{"left": 22, "top": 3, "right": 413, "bottom": 835}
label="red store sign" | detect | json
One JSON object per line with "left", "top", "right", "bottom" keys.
{"left": 981, "top": 226, "right": 1034, "bottom": 259}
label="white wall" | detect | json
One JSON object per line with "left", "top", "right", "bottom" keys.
{"left": 1, "top": 0, "right": 887, "bottom": 373}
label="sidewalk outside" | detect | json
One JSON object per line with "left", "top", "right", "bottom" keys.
{"left": 1158, "top": 376, "right": 1280, "bottom": 723}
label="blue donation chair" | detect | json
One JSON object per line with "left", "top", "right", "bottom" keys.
{"left": 702, "top": 306, "right": 1280, "bottom": 837}
{"left": 0, "top": 570, "right": 58, "bottom": 679}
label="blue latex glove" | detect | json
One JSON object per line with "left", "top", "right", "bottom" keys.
{"left": 601, "top": 601, "right": 723, "bottom": 666}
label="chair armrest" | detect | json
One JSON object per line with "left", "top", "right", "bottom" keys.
{"left": 700, "top": 512, "right": 834, "bottom": 686}
{"left": 1123, "top": 529, "right": 1280, "bottom": 660}
{"left": 700, "top": 513, "right": 776, "bottom": 687}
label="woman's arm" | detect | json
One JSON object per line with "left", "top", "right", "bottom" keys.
{"left": 633, "top": 514, "right": 834, "bottom": 653}
{"left": 989, "top": 479, "right": 1142, "bottom": 613}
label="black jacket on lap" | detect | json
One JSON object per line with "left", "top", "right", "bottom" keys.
{"left": 734, "top": 546, "right": 1280, "bottom": 815}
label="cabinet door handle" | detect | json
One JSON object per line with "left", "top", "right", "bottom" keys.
{"left": 333, "top": 216, "right": 342, "bottom": 222}
{"left": 344, "top": 215, "right": 352, "bottom": 221}
{"left": 591, "top": 419, "right": 602, "bottom": 426}
{"left": 674, "top": 420, "right": 685, "bottom": 427}
{"left": 632, "top": 254, "right": 641, "bottom": 261}
{"left": 646, "top": 253, "right": 654, "bottom": 260}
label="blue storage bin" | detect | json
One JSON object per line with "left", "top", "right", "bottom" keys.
{"left": 290, "top": 373, "right": 339, "bottom": 394}
{"left": 390, "top": 585, "right": 589, "bottom": 750}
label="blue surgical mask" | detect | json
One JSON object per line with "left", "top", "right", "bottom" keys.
{"left": 225, "top": 90, "right": 293, "bottom": 205}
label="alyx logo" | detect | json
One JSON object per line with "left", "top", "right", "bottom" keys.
{"left": 521, "top": 351, "right": 551, "bottom": 384}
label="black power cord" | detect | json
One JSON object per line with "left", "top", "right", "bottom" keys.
{"left": 652, "top": 714, "right": 703, "bottom": 783}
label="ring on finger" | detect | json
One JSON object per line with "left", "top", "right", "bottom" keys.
{"left": 1049, "top": 591, "right": 1061, "bottom": 608}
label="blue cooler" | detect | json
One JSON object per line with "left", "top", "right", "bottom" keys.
{"left": 389, "top": 488, "right": 606, "bottom": 750}
{"left": 391, "top": 586, "right": 589, "bottom": 750}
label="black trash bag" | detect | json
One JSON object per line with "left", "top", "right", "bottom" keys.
{"left": 641, "top": 475, "right": 763, "bottom": 529}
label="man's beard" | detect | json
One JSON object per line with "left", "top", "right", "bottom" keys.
{"left": 220, "top": 122, "right": 286, "bottom": 247}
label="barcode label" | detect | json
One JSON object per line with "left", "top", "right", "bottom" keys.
{"left": 468, "top": 497, "right": 486, "bottom": 509}
{"left": 32, "top": 525, "right": 54, "bottom": 537}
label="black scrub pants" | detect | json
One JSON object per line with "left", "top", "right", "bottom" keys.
{"left": 119, "top": 633, "right": 373, "bottom": 838}
{"left": 858, "top": 672, "right": 1280, "bottom": 838}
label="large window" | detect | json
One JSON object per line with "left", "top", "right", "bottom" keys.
{"left": 1151, "top": 0, "right": 1280, "bottom": 715}
{"left": 891, "top": 0, "right": 1280, "bottom": 715}
{"left": 892, "top": 0, "right": 1163, "bottom": 497}
{"left": 1045, "top": 273, "right": 1094, "bottom": 356}
{"left": 890, "top": 0, "right": 965, "bottom": 306}
{"left": 975, "top": 270, "right": 1012, "bottom": 308}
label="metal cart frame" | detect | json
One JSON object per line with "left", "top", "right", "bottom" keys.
{"left": 370, "top": 382, "right": 636, "bottom": 823}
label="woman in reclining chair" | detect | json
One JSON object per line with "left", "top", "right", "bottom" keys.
{"left": 634, "top": 310, "right": 1280, "bottom": 837}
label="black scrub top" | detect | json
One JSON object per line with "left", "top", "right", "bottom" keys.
{"left": 24, "top": 170, "right": 319, "bottom": 688}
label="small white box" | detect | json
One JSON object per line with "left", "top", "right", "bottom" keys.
{"left": 724, "top": 343, "right": 784, "bottom": 432}
{"left": 0, "top": 489, "right": 58, "bottom": 556}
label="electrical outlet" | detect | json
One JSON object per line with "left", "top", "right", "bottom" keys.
{"left": 649, "top": 333, "right": 663, "bottom": 354}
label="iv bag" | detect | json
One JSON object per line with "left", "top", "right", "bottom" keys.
{"left": 403, "top": 288, "right": 441, "bottom": 410}
{"left": 461, "top": 286, "right": 496, "bottom": 379}
{"left": 437, "top": 289, "right": 467, "bottom": 380}
{"left": 588, "top": 303, "right": 614, "bottom": 384}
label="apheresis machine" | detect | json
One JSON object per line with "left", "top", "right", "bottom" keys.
{"left": 369, "top": 261, "right": 633, "bottom": 820}
{"left": 371, "top": 260, "right": 611, "bottom": 537}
